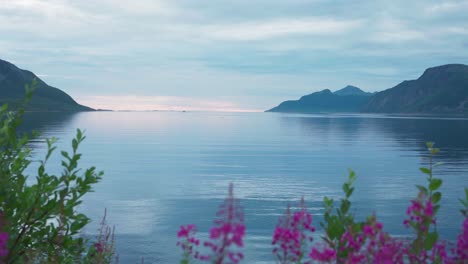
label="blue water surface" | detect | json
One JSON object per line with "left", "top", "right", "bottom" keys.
{"left": 23, "top": 111, "right": 468, "bottom": 263}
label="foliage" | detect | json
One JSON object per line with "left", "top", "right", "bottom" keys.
{"left": 0, "top": 81, "right": 108, "bottom": 263}
{"left": 404, "top": 142, "right": 444, "bottom": 262}
{"left": 319, "top": 169, "right": 359, "bottom": 260}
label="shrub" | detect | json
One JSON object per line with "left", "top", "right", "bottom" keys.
{"left": 0, "top": 81, "right": 111, "bottom": 263}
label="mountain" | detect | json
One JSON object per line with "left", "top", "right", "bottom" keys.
{"left": 334, "top": 85, "right": 373, "bottom": 96}
{"left": 0, "top": 59, "right": 93, "bottom": 111}
{"left": 266, "top": 85, "right": 372, "bottom": 113}
{"left": 362, "top": 64, "right": 468, "bottom": 114}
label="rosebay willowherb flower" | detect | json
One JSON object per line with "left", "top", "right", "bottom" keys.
{"left": 338, "top": 216, "right": 405, "bottom": 264}
{"left": 202, "top": 183, "right": 245, "bottom": 264}
{"left": 403, "top": 142, "right": 448, "bottom": 263}
{"left": 0, "top": 232, "right": 7, "bottom": 258}
{"left": 88, "top": 209, "right": 117, "bottom": 263}
{"left": 272, "top": 197, "right": 315, "bottom": 264}
{"left": 179, "top": 183, "right": 245, "bottom": 264}
{"left": 0, "top": 212, "right": 7, "bottom": 258}
{"left": 309, "top": 246, "right": 337, "bottom": 263}
{"left": 177, "top": 224, "right": 201, "bottom": 263}
{"left": 452, "top": 217, "right": 468, "bottom": 262}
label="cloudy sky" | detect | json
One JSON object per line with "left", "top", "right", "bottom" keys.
{"left": 1, "top": 0, "right": 468, "bottom": 111}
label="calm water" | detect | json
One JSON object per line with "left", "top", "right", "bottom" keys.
{"left": 22, "top": 111, "right": 468, "bottom": 263}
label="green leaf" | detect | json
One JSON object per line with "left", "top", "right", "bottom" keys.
{"left": 459, "top": 198, "right": 468, "bottom": 207}
{"left": 419, "top": 167, "right": 431, "bottom": 175}
{"left": 72, "top": 139, "right": 78, "bottom": 152}
{"left": 327, "top": 218, "right": 342, "bottom": 240}
{"left": 348, "top": 169, "right": 356, "bottom": 183}
{"left": 461, "top": 209, "right": 467, "bottom": 217}
{"left": 429, "top": 178, "right": 443, "bottom": 191}
{"left": 342, "top": 183, "right": 350, "bottom": 194}
{"left": 61, "top": 151, "right": 70, "bottom": 159}
{"left": 340, "top": 200, "right": 351, "bottom": 215}
{"left": 425, "top": 232, "right": 438, "bottom": 250}
{"left": 70, "top": 221, "right": 87, "bottom": 234}
{"left": 416, "top": 185, "right": 428, "bottom": 195}
{"left": 432, "top": 192, "right": 442, "bottom": 204}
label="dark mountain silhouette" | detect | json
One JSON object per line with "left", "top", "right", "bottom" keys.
{"left": 362, "top": 64, "right": 468, "bottom": 114}
{"left": 266, "top": 85, "right": 371, "bottom": 113}
{"left": 0, "top": 58, "right": 93, "bottom": 111}
{"left": 268, "top": 64, "right": 468, "bottom": 114}
{"left": 334, "top": 85, "right": 373, "bottom": 96}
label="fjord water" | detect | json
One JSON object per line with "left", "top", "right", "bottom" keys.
{"left": 23, "top": 111, "right": 468, "bottom": 263}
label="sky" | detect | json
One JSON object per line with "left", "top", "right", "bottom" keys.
{"left": 1, "top": 0, "right": 468, "bottom": 111}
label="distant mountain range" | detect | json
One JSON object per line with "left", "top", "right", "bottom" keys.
{"left": 0, "top": 59, "right": 93, "bottom": 111}
{"left": 3, "top": 58, "right": 467, "bottom": 114}
{"left": 267, "top": 85, "right": 373, "bottom": 113}
{"left": 267, "top": 64, "right": 468, "bottom": 114}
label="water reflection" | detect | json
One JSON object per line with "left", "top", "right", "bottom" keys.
{"left": 20, "top": 112, "right": 79, "bottom": 134}
{"left": 283, "top": 114, "right": 468, "bottom": 162}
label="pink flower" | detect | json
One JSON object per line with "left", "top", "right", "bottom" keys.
{"left": 201, "top": 183, "right": 245, "bottom": 264}
{"left": 0, "top": 232, "right": 8, "bottom": 257}
{"left": 430, "top": 242, "right": 449, "bottom": 263}
{"left": 363, "top": 225, "right": 374, "bottom": 237}
{"left": 404, "top": 195, "right": 441, "bottom": 262}
{"left": 330, "top": 216, "right": 404, "bottom": 263}
{"left": 0, "top": 212, "right": 7, "bottom": 258}
{"left": 177, "top": 224, "right": 200, "bottom": 261}
{"left": 178, "top": 224, "right": 196, "bottom": 238}
{"left": 272, "top": 197, "right": 315, "bottom": 263}
{"left": 424, "top": 200, "right": 434, "bottom": 217}
{"left": 309, "top": 246, "right": 336, "bottom": 262}
{"left": 93, "top": 242, "right": 103, "bottom": 253}
{"left": 404, "top": 198, "right": 434, "bottom": 230}
{"left": 452, "top": 217, "right": 468, "bottom": 261}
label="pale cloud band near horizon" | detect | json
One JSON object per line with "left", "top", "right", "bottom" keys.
{"left": 76, "top": 95, "right": 263, "bottom": 112}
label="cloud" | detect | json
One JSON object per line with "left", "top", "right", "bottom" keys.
{"left": 0, "top": 0, "right": 110, "bottom": 39}
{"left": 425, "top": 1, "right": 468, "bottom": 15}
{"left": 93, "top": 0, "right": 179, "bottom": 16}
{"left": 443, "top": 27, "right": 468, "bottom": 35}
{"left": 36, "top": 74, "right": 81, "bottom": 80}
{"left": 200, "top": 18, "right": 363, "bottom": 41}
{"left": 369, "top": 17, "right": 426, "bottom": 43}
{"left": 0, "top": 0, "right": 467, "bottom": 110}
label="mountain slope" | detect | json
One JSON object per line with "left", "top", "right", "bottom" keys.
{"left": 362, "top": 64, "right": 468, "bottom": 114}
{"left": 0, "top": 59, "right": 93, "bottom": 111}
{"left": 266, "top": 86, "right": 372, "bottom": 113}
{"left": 334, "top": 85, "right": 373, "bottom": 96}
